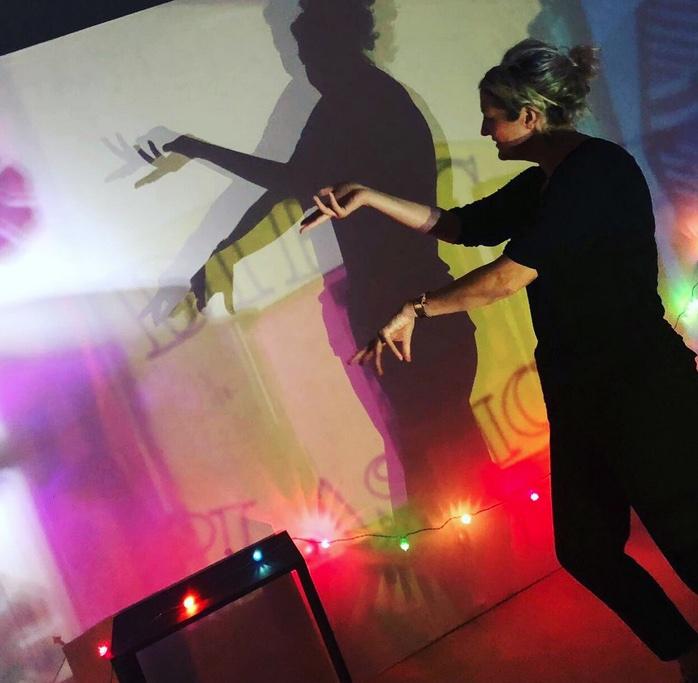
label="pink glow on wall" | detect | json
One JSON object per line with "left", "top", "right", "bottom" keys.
{"left": 0, "top": 343, "right": 199, "bottom": 631}
{"left": 0, "top": 162, "right": 34, "bottom": 254}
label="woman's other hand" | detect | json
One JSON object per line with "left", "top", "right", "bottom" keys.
{"left": 300, "top": 182, "right": 368, "bottom": 233}
{"left": 349, "top": 302, "right": 417, "bottom": 376}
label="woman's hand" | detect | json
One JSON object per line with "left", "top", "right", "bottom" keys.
{"left": 300, "top": 182, "right": 368, "bottom": 233}
{"left": 350, "top": 302, "right": 417, "bottom": 376}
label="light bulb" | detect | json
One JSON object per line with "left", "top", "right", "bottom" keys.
{"left": 182, "top": 593, "right": 199, "bottom": 616}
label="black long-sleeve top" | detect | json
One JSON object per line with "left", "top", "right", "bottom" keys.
{"left": 448, "top": 138, "right": 696, "bottom": 386}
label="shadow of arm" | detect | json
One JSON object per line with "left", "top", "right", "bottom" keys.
{"left": 170, "top": 136, "right": 289, "bottom": 191}
{"left": 187, "top": 185, "right": 303, "bottom": 312}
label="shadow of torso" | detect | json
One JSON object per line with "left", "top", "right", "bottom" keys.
{"left": 296, "top": 65, "right": 456, "bottom": 338}
{"left": 285, "top": 60, "right": 489, "bottom": 516}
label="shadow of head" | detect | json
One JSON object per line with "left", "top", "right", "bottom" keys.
{"left": 289, "top": 0, "right": 379, "bottom": 88}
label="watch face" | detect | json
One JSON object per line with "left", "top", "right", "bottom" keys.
{"left": 413, "top": 295, "right": 428, "bottom": 318}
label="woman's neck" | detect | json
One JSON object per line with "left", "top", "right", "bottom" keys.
{"left": 526, "top": 128, "right": 589, "bottom": 178}
{"left": 520, "top": 129, "right": 590, "bottom": 177}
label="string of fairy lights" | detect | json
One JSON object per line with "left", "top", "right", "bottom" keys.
{"left": 292, "top": 473, "right": 550, "bottom": 554}
{"left": 47, "top": 472, "right": 553, "bottom": 680}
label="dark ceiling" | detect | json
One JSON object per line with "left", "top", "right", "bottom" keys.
{"left": 1, "top": 0, "right": 172, "bottom": 56}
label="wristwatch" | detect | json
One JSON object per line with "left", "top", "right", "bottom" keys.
{"left": 412, "top": 292, "right": 430, "bottom": 318}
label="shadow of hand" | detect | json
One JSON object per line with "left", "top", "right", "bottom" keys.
{"left": 139, "top": 284, "right": 192, "bottom": 325}
{"left": 132, "top": 126, "right": 192, "bottom": 188}
{"left": 102, "top": 133, "right": 147, "bottom": 182}
{"left": 188, "top": 243, "right": 240, "bottom": 315}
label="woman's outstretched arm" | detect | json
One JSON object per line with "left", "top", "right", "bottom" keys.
{"left": 299, "top": 183, "right": 461, "bottom": 243}
{"left": 302, "top": 169, "right": 542, "bottom": 246}
{"left": 350, "top": 254, "right": 538, "bottom": 375}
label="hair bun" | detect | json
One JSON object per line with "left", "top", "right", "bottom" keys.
{"left": 568, "top": 45, "right": 600, "bottom": 82}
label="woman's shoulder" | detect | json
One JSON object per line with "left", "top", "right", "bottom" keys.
{"left": 549, "top": 136, "right": 650, "bottom": 208}
{"left": 574, "top": 136, "right": 638, "bottom": 167}
{"left": 555, "top": 136, "right": 643, "bottom": 189}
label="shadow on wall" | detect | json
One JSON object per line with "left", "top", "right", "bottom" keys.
{"left": 114, "top": 1, "right": 494, "bottom": 530}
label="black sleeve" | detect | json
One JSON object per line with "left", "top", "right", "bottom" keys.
{"left": 503, "top": 142, "right": 627, "bottom": 271}
{"left": 447, "top": 166, "right": 544, "bottom": 246}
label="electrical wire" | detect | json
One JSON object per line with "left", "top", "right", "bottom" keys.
{"left": 292, "top": 472, "right": 552, "bottom": 549}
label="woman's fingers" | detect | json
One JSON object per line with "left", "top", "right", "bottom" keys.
{"left": 382, "top": 334, "right": 403, "bottom": 363}
{"left": 349, "top": 345, "right": 371, "bottom": 366}
{"left": 299, "top": 194, "right": 337, "bottom": 234}
{"left": 327, "top": 191, "right": 346, "bottom": 216}
{"left": 319, "top": 183, "right": 359, "bottom": 201}
{"left": 318, "top": 185, "right": 347, "bottom": 199}
{"left": 304, "top": 184, "right": 362, "bottom": 232}
{"left": 348, "top": 332, "right": 408, "bottom": 376}
{"left": 350, "top": 341, "right": 377, "bottom": 364}
{"left": 313, "top": 194, "right": 337, "bottom": 217}
{"left": 401, "top": 326, "right": 413, "bottom": 363}
{"left": 375, "top": 340, "right": 384, "bottom": 376}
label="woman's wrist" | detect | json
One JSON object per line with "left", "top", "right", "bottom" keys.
{"left": 402, "top": 301, "right": 418, "bottom": 320}
{"left": 416, "top": 207, "right": 441, "bottom": 234}
{"left": 357, "top": 186, "right": 374, "bottom": 209}
{"left": 361, "top": 188, "right": 440, "bottom": 234}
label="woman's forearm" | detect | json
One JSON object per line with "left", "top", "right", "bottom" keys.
{"left": 422, "top": 263, "right": 511, "bottom": 315}
{"left": 361, "top": 188, "right": 461, "bottom": 243}
{"left": 417, "top": 256, "right": 531, "bottom": 316}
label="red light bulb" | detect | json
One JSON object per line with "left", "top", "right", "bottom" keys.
{"left": 530, "top": 491, "right": 540, "bottom": 502}
{"left": 182, "top": 593, "right": 199, "bottom": 616}
{"left": 97, "top": 642, "right": 109, "bottom": 658}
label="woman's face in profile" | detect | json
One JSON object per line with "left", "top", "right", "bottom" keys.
{"left": 479, "top": 91, "right": 536, "bottom": 160}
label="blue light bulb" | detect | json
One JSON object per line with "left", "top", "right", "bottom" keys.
{"left": 252, "top": 549, "right": 263, "bottom": 562}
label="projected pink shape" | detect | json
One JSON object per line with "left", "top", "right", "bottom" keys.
{"left": 0, "top": 162, "right": 34, "bottom": 253}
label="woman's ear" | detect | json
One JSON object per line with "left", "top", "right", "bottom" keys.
{"left": 523, "top": 106, "right": 544, "bottom": 131}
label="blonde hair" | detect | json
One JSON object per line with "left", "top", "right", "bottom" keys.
{"left": 479, "top": 39, "right": 600, "bottom": 129}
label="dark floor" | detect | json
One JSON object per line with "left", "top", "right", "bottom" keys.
{"left": 371, "top": 517, "right": 698, "bottom": 683}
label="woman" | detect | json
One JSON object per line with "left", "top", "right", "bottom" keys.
{"left": 301, "top": 39, "right": 698, "bottom": 682}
